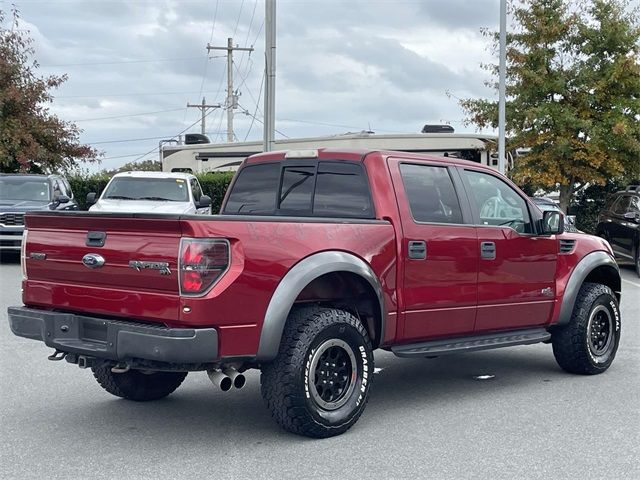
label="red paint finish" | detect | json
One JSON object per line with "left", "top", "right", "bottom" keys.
{"left": 19, "top": 148, "right": 616, "bottom": 360}
{"left": 474, "top": 227, "right": 557, "bottom": 332}
{"left": 387, "top": 158, "right": 478, "bottom": 340}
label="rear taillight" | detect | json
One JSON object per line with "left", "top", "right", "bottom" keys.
{"left": 21, "top": 229, "right": 28, "bottom": 280}
{"left": 179, "top": 238, "right": 230, "bottom": 296}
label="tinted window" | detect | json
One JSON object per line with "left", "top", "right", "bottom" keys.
{"left": 464, "top": 169, "right": 532, "bottom": 233}
{"left": 224, "top": 163, "right": 280, "bottom": 214}
{"left": 400, "top": 164, "right": 463, "bottom": 224}
{"left": 629, "top": 196, "right": 639, "bottom": 213}
{"left": 313, "top": 162, "right": 373, "bottom": 218}
{"left": 279, "top": 166, "right": 315, "bottom": 212}
{"left": 612, "top": 196, "right": 631, "bottom": 215}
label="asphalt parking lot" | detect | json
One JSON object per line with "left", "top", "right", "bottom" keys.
{"left": 1, "top": 256, "right": 638, "bottom": 480}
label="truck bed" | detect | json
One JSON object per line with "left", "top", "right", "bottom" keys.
{"left": 22, "top": 211, "right": 397, "bottom": 357}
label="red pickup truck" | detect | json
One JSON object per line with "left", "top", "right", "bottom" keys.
{"left": 8, "top": 148, "right": 622, "bottom": 438}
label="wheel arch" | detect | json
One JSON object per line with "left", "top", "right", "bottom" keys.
{"left": 256, "top": 251, "right": 385, "bottom": 362}
{"left": 556, "top": 251, "right": 621, "bottom": 327}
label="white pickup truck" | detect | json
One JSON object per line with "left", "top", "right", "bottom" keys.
{"left": 87, "top": 171, "right": 212, "bottom": 215}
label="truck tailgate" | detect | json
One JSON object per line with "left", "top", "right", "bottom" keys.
{"left": 23, "top": 213, "right": 182, "bottom": 324}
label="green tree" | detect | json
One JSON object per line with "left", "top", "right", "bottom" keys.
{"left": 0, "top": 8, "right": 100, "bottom": 173}
{"left": 101, "top": 158, "right": 162, "bottom": 176}
{"left": 461, "top": 0, "right": 640, "bottom": 211}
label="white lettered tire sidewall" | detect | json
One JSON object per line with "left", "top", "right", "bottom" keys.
{"left": 302, "top": 322, "right": 372, "bottom": 428}
{"left": 585, "top": 293, "right": 620, "bottom": 367}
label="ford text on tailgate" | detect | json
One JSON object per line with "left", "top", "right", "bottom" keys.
{"left": 7, "top": 148, "right": 622, "bottom": 438}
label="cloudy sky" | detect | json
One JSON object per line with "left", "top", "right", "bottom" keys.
{"left": 4, "top": 0, "right": 503, "bottom": 171}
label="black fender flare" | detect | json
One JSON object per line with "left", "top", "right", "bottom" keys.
{"left": 256, "top": 251, "right": 385, "bottom": 362}
{"left": 556, "top": 250, "right": 620, "bottom": 326}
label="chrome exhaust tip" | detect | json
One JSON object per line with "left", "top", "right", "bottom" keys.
{"left": 207, "top": 369, "right": 232, "bottom": 392}
{"left": 224, "top": 368, "right": 246, "bottom": 389}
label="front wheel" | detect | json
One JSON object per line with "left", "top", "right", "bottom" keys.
{"left": 260, "top": 306, "right": 374, "bottom": 438}
{"left": 552, "top": 282, "right": 621, "bottom": 375}
{"left": 92, "top": 365, "right": 187, "bottom": 401}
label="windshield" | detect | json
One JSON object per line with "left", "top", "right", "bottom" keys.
{"left": 103, "top": 177, "right": 189, "bottom": 202}
{"left": 0, "top": 177, "right": 51, "bottom": 202}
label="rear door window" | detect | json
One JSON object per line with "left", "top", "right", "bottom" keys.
{"left": 399, "top": 163, "right": 463, "bottom": 224}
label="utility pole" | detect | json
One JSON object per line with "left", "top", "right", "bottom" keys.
{"left": 207, "top": 38, "right": 254, "bottom": 142}
{"left": 186, "top": 97, "right": 221, "bottom": 135}
{"left": 264, "top": 0, "right": 276, "bottom": 152}
{"left": 498, "top": 0, "right": 507, "bottom": 174}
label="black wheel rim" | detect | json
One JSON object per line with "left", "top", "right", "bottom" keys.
{"left": 587, "top": 305, "right": 614, "bottom": 360}
{"left": 308, "top": 339, "right": 357, "bottom": 411}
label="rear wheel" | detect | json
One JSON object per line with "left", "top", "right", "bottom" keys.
{"left": 92, "top": 365, "right": 187, "bottom": 401}
{"left": 260, "top": 306, "right": 374, "bottom": 438}
{"left": 552, "top": 282, "right": 621, "bottom": 375}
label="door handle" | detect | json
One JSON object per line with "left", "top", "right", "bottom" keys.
{"left": 408, "top": 240, "right": 427, "bottom": 260}
{"left": 480, "top": 241, "right": 496, "bottom": 260}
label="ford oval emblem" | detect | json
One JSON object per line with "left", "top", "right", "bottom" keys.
{"left": 82, "top": 253, "right": 105, "bottom": 269}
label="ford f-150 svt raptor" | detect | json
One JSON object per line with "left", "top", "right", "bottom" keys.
{"left": 8, "top": 148, "right": 622, "bottom": 438}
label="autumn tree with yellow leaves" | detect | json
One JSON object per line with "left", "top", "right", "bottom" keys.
{"left": 461, "top": 0, "right": 640, "bottom": 212}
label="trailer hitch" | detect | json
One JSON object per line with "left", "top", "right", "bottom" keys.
{"left": 47, "top": 350, "right": 67, "bottom": 361}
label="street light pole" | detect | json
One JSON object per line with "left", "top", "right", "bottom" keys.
{"left": 498, "top": 0, "right": 507, "bottom": 174}
{"left": 264, "top": 0, "right": 276, "bottom": 152}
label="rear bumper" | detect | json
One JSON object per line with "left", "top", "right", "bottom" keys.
{"left": 7, "top": 306, "right": 218, "bottom": 364}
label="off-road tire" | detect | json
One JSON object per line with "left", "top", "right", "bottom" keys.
{"left": 92, "top": 366, "right": 187, "bottom": 401}
{"left": 260, "top": 306, "right": 374, "bottom": 438}
{"left": 552, "top": 282, "right": 621, "bottom": 375}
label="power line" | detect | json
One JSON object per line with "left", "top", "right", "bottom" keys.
{"left": 90, "top": 135, "right": 179, "bottom": 145}
{"left": 196, "top": 0, "right": 220, "bottom": 105}
{"left": 56, "top": 89, "right": 224, "bottom": 99}
{"left": 231, "top": 0, "right": 246, "bottom": 38}
{"left": 40, "top": 56, "right": 203, "bottom": 67}
{"left": 71, "top": 107, "right": 184, "bottom": 122}
{"left": 100, "top": 152, "right": 154, "bottom": 161}
{"left": 236, "top": 0, "right": 258, "bottom": 74}
{"left": 244, "top": 70, "right": 265, "bottom": 141}
{"left": 238, "top": 102, "right": 289, "bottom": 139}
{"left": 132, "top": 106, "right": 220, "bottom": 163}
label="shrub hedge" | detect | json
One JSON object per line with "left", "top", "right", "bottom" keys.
{"left": 68, "top": 172, "right": 235, "bottom": 212}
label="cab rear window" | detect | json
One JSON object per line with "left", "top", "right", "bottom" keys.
{"left": 223, "top": 161, "right": 374, "bottom": 218}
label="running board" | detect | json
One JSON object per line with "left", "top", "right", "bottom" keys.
{"left": 391, "top": 328, "right": 551, "bottom": 358}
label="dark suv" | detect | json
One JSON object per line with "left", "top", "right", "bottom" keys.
{"left": 596, "top": 185, "right": 640, "bottom": 277}
{"left": 0, "top": 174, "right": 79, "bottom": 254}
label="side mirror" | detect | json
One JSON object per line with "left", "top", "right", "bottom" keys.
{"left": 55, "top": 194, "right": 70, "bottom": 204}
{"left": 197, "top": 195, "right": 212, "bottom": 208}
{"left": 623, "top": 211, "right": 640, "bottom": 223}
{"left": 86, "top": 192, "right": 97, "bottom": 206}
{"left": 542, "top": 210, "right": 564, "bottom": 235}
